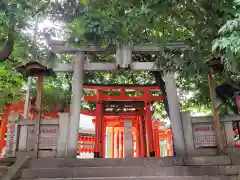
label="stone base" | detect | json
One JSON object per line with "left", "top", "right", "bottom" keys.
{"left": 65, "top": 149, "right": 77, "bottom": 157}
{"left": 17, "top": 176, "right": 240, "bottom": 180}
{"left": 16, "top": 150, "right": 57, "bottom": 158}
{"left": 21, "top": 164, "right": 240, "bottom": 179}
{"left": 15, "top": 155, "right": 240, "bottom": 179}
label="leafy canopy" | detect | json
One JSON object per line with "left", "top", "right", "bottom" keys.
{"left": 0, "top": 0, "right": 237, "bottom": 116}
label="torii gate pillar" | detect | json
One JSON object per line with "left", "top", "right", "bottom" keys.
{"left": 67, "top": 53, "right": 84, "bottom": 157}
{"left": 165, "top": 73, "right": 186, "bottom": 156}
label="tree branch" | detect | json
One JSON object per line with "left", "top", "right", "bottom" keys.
{"left": 0, "top": 36, "right": 14, "bottom": 62}
{"left": 31, "top": 0, "right": 51, "bottom": 17}
{"left": 0, "top": 3, "right": 15, "bottom": 62}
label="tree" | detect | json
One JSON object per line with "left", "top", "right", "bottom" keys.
{"left": 0, "top": 0, "right": 53, "bottom": 110}
{"left": 0, "top": 0, "right": 51, "bottom": 61}
{"left": 213, "top": 0, "right": 240, "bottom": 73}
{"left": 0, "top": 0, "right": 235, "bottom": 117}
{"left": 64, "top": 0, "right": 235, "bottom": 115}
{"left": 210, "top": 0, "right": 240, "bottom": 114}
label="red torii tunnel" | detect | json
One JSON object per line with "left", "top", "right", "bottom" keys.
{"left": 82, "top": 84, "right": 167, "bottom": 158}
{"left": 78, "top": 118, "right": 173, "bottom": 158}
{"left": 77, "top": 125, "right": 173, "bottom": 158}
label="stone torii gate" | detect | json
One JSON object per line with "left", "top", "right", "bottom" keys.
{"left": 46, "top": 40, "right": 187, "bottom": 157}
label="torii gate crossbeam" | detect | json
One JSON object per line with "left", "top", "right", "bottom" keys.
{"left": 48, "top": 40, "right": 189, "bottom": 72}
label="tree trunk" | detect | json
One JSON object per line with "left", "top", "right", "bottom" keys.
{"left": 0, "top": 31, "right": 14, "bottom": 61}
{"left": 0, "top": 2, "right": 15, "bottom": 62}
{"left": 152, "top": 71, "right": 170, "bottom": 118}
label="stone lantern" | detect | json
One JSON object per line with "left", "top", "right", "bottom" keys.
{"left": 205, "top": 55, "right": 226, "bottom": 153}
{"left": 205, "top": 55, "right": 224, "bottom": 73}
{"left": 16, "top": 61, "right": 55, "bottom": 77}
{"left": 16, "top": 61, "right": 55, "bottom": 157}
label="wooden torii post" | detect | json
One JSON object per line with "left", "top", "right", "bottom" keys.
{"left": 46, "top": 39, "right": 188, "bottom": 157}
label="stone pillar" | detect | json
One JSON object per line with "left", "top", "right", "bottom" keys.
{"left": 181, "top": 112, "right": 194, "bottom": 155}
{"left": 18, "top": 126, "right": 27, "bottom": 152}
{"left": 116, "top": 44, "right": 132, "bottom": 69}
{"left": 23, "top": 77, "right": 32, "bottom": 119}
{"left": 124, "top": 120, "right": 132, "bottom": 158}
{"left": 224, "top": 122, "right": 235, "bottom": 148}
{"left": 19, "top": 87, "right": 29, "bottom": 151}
{"left": 165, "top": 73, "right": 186, "bottom": 155}
{"left": 57, "top": 113, "right": 70, "bottom": 157}
{"left": 67, "top": 53, "right": 84, "bottom": 157}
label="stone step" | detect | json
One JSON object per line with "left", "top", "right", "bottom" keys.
{"left": 19, "top": 176, "right": 240, "bottom": 180}
{"left": 0, "top": 158, "right": 15, "bottom": 178}
{"left": 20, "top": 165, "right": 240, "bottom": 179}
{"left": 0, "top": 166, "right": 10, "bottom": 178}
{"left": 29, "top": 156, "right": 233, "bottom": 168}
